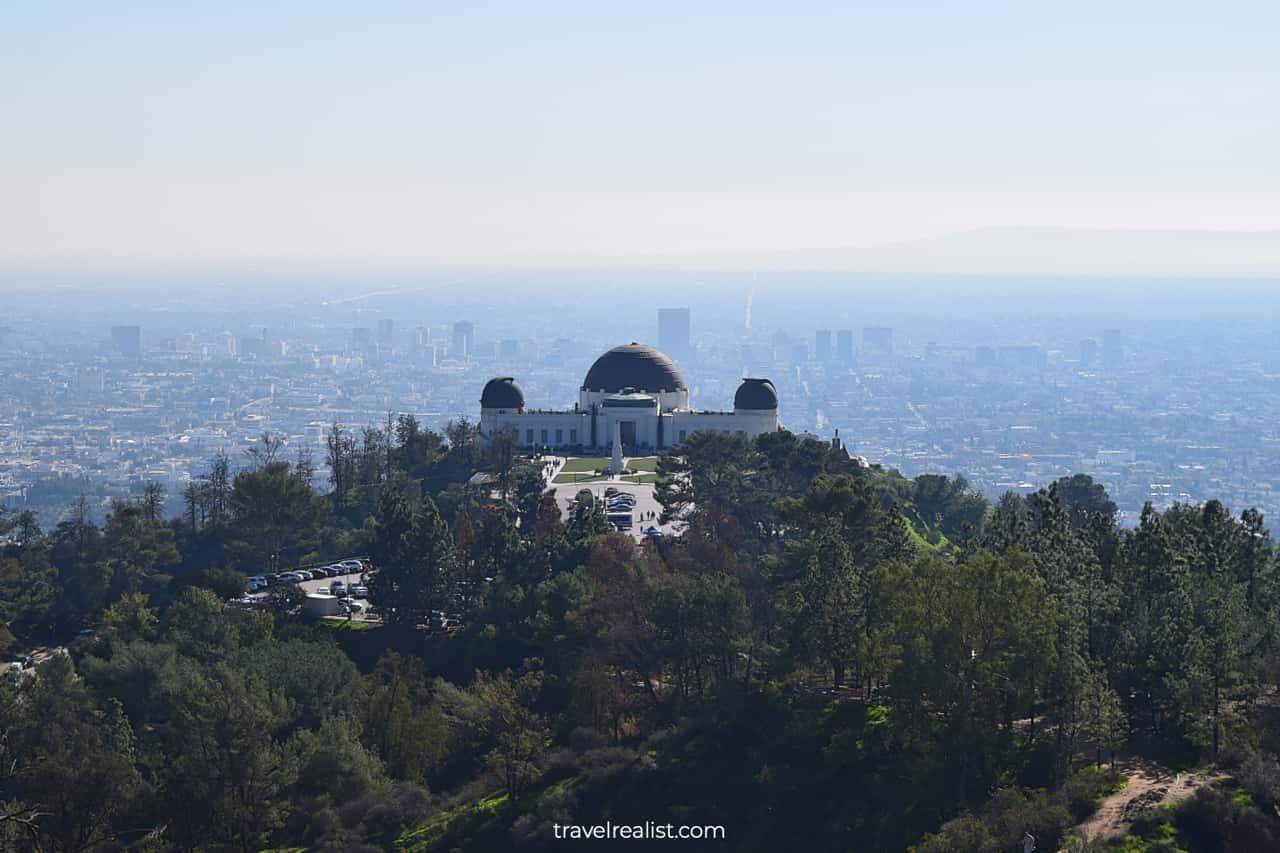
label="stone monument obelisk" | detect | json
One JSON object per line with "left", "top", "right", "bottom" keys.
{"left": 609, "top": 420, "right": 624, "bottom": 475}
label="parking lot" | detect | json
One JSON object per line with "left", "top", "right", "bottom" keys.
{"left": 293, "top": 569, "right": 368, "bottom": 598}
{"left": 552, "top": 481, "right": 680, "bottom": 540}
{"left": 238, "top": 560, "right": 380, "bottom": 622}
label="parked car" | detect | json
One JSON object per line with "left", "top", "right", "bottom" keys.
{"left": 330, "top": 580, "right": 346, "bottom": 596}
{"left": 340, "top": 560, "right": 363, "bottom": 573}
{"left": 349, "top": 585, "right": 369, "bottom": 598}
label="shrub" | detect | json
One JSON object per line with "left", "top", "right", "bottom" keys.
{"left": 1062, "top": 765, "right": 1125, "bottom": 820}
{"left": 1238, "top": 750, "right": 1280, "bottom": 809}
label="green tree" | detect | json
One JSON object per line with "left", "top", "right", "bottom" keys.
{"left": 228, "top": 459, "right": 320, "bottom": 573}
{"left": 6, "top": 654, "right": 141, "bottom": 853}
{"left": 361, "top": 653, "right": 448, "bottom": 783}
{"left": 472, "top": 667, "right": 548, "bottom": 799}
{"left": 369, "top": 493, "right": 454, "bottom": 627}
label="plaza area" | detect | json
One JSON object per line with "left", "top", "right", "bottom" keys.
{"left": 541, "top": 455, "right": 678, "bottom": 541}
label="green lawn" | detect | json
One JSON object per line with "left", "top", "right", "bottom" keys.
{"left": 553, "top": 471, "right": 603, "bottom": 484}
{"left": 553, "top": 456, "right": 661, "bottom": 484}
{"left": 319, "top": 617, "right": 380, "bottom": 631}
{"left": 559, "top": 457, "right": 608, "bottom": 473}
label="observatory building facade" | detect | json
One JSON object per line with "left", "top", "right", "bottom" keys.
{"left": 479, "top": 342, "right": 779, "bottom": 453}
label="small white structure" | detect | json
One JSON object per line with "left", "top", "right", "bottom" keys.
{"left": 479, "top": 342, "right": 780, "bottom": 452}
{"left": 303, "top": 593, "right": 342, "bottom": 618}
{"left": 610, "top": 420, "right": 624, "bottom": 474}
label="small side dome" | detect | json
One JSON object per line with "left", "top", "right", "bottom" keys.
{"left": 734, "top": 378, "right": 778, "bottom": 410}
{"left": 481, "top": 377, "right": 524, "bottom": 409}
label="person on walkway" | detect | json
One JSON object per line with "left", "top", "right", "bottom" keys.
{"left": 1022, "top": 831, "right": 1036, "bottom": 853}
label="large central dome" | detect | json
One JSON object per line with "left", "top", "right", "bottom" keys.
{"left": 582, "top": 342, "right": 687, "bottom": 393}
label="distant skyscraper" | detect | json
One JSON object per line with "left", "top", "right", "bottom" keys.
{"left": 110, "top": 325, "right": 141, "bottom": 358}
{"left": 836, "top": 329, "right": 854, "bottom": 362}
{"left": 1080, "top": 338, "right": 1098, "bottom": 367}
{"left": 770, "top": 329, "right": 790, "bottom": 362}
{"left": 862, "top": 326, "right": 894, "bottom": 360}
{"left": 351, "top": 327, "right": 372, "bottom": 350}
{"left": 657, "top": 308, "right": 691, "bottom": 364}
{"left": 377, "top": 318, "right": 394, "bottom": 344}
{"left": 414, "top": 326, "right": 432, "bottom": 347}
{"left": 499, "top": 338, "right": 519, "bottom": 360}
{"left": 1102, "top": 329, "right": 1123, "bottom": 369}
{"left": 452, "top": 321, "right": 474, "bottom": 360}
{"left": 815, "top": 329, "right": 832, "bottom": 362}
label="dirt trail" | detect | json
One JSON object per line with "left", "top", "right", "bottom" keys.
{"left": 1073, "top": 758, "right": 1225, "bottom": 843}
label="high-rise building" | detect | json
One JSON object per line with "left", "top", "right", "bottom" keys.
{"left": 452, "top": 321, "right": 475, "bottom": 360}
{"left": 1080, "top": 338, "right": 1098, "bottom": 367}
{"left": 1102, "top": 329, "right": 1123, "bottom": 369}
{"left": 657, "top": 308, "right": 691, "bottom": 364}
{"left": 836, "top": 329, "right": 854, "bottom": 362}
{"left": 499, "top": 338, "right": 519, "bottom": 360}
{"left": 862, "top": 326, "right": 894, "bottom": 360}
{"left": 377, "top": 318, "right": 394, "bottom": 344}
{"left": 815, "top": 329, "right": 832, "bottom": 362}
{"left": 110, "top": 325, "right": 141, "bottom": 358}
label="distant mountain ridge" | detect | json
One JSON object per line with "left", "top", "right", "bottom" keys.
{"left": 766, "top": 226, "right": 1280, "bottom": 276}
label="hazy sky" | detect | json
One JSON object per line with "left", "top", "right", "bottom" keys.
{"left": 3, "top": 1, "right": 1278, "bottom": 267}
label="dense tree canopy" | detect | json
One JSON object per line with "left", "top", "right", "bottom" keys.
{"left": 3, "top": 425, "right": 1280, "bottom": 852}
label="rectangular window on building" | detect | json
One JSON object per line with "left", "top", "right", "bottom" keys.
{"left": 555, "top": 429, "right": 563, "bottom": 445}
{"left": 569, "top": 429, "right": 577, "bottom": 444}
{"left": 525, "top": 429, "right": 533, "bottom": 445}
{"left": 540, "top": 429, "right": 548, "bottom": 445}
